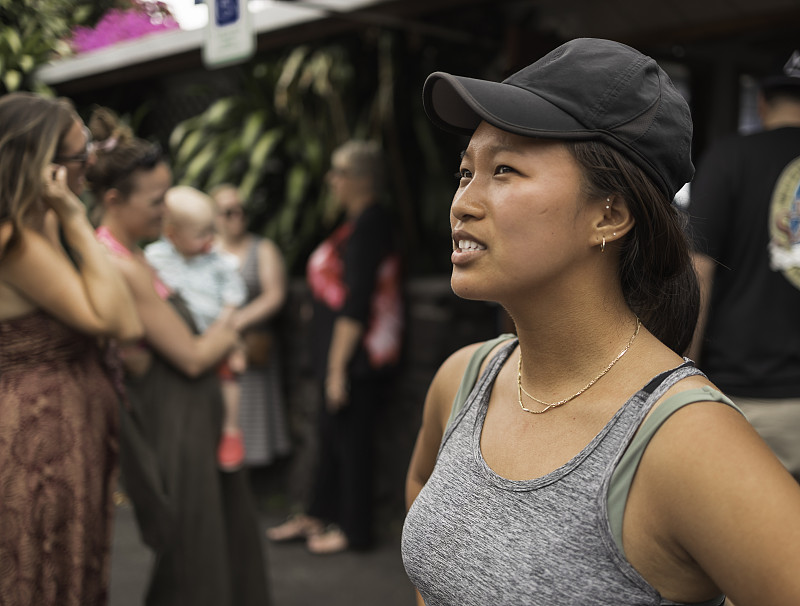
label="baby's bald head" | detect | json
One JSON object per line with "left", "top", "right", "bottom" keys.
{"left": 165, "top": 185, "right": 215, "bottom": 227}
{"left": 163, "top": 186, "right": 216, "bottom": 258}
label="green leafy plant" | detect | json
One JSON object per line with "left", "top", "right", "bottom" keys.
{"left": 169, "top": 26, "right": 491, "bottom": 275}
{"left": 0, "top": 0, "right": 129, "bottom": 94}
{"left": 169, "top": 43, "right": 365, "bottom": 271}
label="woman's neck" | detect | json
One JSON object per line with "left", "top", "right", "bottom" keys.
{"left": 99, "top": 219, "right": 137, "bottom": 252}
{"left": 344, "top": 194, "right": 375, "bottom": 219}
{"left": 218, "top": 231, "right": 251, "bottom": 254}
{"left": 24, "top": 201, "right": 48, "bottom": 231}
{"left": 509, "top": 291, "right": 639, "bottom": 394}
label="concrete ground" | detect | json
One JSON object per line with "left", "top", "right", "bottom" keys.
{"left": 109, "top": 499, "right": 418, "bottom": 606}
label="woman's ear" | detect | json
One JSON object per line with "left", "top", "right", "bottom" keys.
{"left": 595, "top": 195, "right": 634, "bottom": 249}
{"left": 102, "top": 188, "right": 122, "bottom": 208}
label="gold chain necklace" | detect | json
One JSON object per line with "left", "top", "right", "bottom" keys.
{"left": 517, "top": 317, "right": 641, "bottom": 414}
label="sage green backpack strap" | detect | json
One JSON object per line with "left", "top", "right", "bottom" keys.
{"left": 607, "top": 386, "right": 740, "bottom": 553}
{"left": 445, "top": 334, "right": 517, "bottom": 429}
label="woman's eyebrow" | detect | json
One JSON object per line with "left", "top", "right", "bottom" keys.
{"left": 460, "top": 144, "right": 521, "bottom": 162}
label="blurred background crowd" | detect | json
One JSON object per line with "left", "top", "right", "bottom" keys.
{"left": 0, "top": 0, "right": 798, "bottom": 604}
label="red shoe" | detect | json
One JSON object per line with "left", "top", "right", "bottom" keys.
{"left": 217, "top": 429, "right": 245, "bottom": 471}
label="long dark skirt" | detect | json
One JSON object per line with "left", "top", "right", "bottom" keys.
{"left": 119, "top": 300, "right": 270, "bottom": 606}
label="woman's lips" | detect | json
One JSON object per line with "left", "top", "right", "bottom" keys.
{"left": 451, "top": 232, "right": 487, "bottom": 264}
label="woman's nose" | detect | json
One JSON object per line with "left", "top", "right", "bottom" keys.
{"left": 450, "top": 180, "right": 485, "bottom": 224}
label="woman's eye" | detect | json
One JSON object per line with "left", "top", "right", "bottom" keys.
{"left": 454, "top": 168, "right": 472, "bottom": 181}
{"left": 495, "top": 165, "right": 515, "bottom": 175}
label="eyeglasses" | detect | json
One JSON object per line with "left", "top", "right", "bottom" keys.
{"left": 54, "top": 127, "right": 95, "bottom": 167}
{"left": 220, "top": 206, "right": 244, "bottom": 219}
{"left": 328, "top": 166, "right": 356, "bottom": 178}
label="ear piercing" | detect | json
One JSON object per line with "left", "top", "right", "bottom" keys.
{"left": 602, "top": 199, "right": 614, "bottom": 251}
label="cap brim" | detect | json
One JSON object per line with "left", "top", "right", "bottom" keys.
{"left": 423, "top": 72, "right": 588, "bottom": 139}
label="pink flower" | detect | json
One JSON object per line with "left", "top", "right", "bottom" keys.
{"left": 70, "top": 2, "right": 179, "bottom": 53}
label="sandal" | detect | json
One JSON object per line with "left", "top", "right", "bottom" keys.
{"left": 307, "top": 525, "right": 349, "bottom": 555}
{"left": 266, "top": 514, "right": 323, "bottom": 543}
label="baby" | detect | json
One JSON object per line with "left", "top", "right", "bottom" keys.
{"left": 145, "top": 185, "right": 247, "bottom": 471}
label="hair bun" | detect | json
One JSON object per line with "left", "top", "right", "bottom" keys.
{"left": 88, "top": 106, "right": 133, "bottom": 149}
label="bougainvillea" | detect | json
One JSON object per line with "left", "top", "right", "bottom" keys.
{"left": 0, "top": 0, "right": 127, "bottom": 92}
{"left": 70, "top": 0, "right": 178, "bottom": 53}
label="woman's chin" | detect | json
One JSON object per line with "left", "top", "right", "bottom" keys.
{"left": 450, "top": 276, "right": 488, "bottom": 301}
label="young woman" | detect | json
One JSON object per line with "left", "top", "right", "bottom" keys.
{"left": 86, "top": 108, "right": 269, "bottom": 606}
{"left": 403, "top": 39, "right": 800, "bottom": 606}
{"left": 0, "top": 92, "right": 142, "bottom": 605}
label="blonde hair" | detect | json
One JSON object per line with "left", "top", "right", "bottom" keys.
{"left": 332, "top": 140, "right": 385, "bottom": 193}
{"left": 208, "top": 182, "right": 239, "bottom": 203}
{"left": 0, "top": 92, "right": 78, "bottom": 255}
{"left": 164, "top": 185, "right": 215, "bottom": 229}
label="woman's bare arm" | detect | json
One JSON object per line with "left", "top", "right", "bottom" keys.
{"left": 0, "top": 224, "right": 141, "bottom": 341}
{"left": 631, "top": 400, "right": 800, "bottom": 605}
{"left": 405, "top": 343, "right": 482, "bottom": 509}
{"left": 232, "top": 238, "right": 287, "bottom": 332}
{"left": 114, "top": 255, "right": 238, "bottom": 377}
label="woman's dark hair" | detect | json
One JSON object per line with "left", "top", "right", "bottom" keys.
{"left": 566, "top": 140, "right": 699, "bottom": 355}
{"left": 85, "top": 106, "right": 163, "bottom": 201}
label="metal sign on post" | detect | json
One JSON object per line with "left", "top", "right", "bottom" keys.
{"left": 203, "top": 0, "right": 256, "bottom": 69}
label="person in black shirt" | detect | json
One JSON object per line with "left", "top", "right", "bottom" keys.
{"left": 688, "top": 51, "right": 800, "bottom": 482}
{"left": 267, "top": 140, "right": 403, "bottom": 553}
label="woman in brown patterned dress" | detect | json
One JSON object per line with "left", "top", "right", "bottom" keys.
{"left": 0, "top": 93, "right": 143, "bottom": 605}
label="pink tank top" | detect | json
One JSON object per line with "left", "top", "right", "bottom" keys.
{"left": 96, "top": 226, "right": 171, "bottom": 300}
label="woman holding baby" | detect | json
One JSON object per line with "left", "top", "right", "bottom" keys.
{"left": 87, "top": 107, "right": 269, "bottom": 606}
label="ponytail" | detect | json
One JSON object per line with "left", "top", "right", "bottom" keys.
{"left": 567, "top": 141, "right": 699, "bottom": 355}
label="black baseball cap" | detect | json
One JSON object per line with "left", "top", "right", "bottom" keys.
{"left": 423, "top": 38, "right": 694, "bottom": 200}
{"left": 761, "top": 50, "right": 800, "bottom": 92}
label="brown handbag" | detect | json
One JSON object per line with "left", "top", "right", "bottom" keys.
{"left": 243, "top": 330, "right": 273, "bottom": 367}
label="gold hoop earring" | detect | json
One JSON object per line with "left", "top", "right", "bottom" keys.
{"left": 601, "top": 235, "right": 606, "bottom": 253}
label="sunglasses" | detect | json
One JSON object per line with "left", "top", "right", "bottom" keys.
{"left": 53, "top": 126, "right": 95, "bottom": 167}
{"left": 220, "top": 206, "right": 244, "bottom": 219}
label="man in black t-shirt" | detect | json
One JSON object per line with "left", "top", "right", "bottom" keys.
{"left": 688, "top": 51, "right": 800, "bottom": 482}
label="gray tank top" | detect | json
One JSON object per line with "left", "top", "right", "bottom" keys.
{"left": 402, "top": 340, "right": 730, "bottom": 606}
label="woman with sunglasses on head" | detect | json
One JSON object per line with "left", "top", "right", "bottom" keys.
{"left": 403, "top": 39, "right": 800, "bottom": 606}
{"left": 0, "top": 93, "right": 142, "bottom": 605}
{"left": 211, "top": 184, "right": 291, "bottom": 473}
{"left": 86, "top": 108, "right": 269, "bottom": 606}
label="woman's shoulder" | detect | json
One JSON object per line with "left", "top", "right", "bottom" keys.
{"left": 655, "top": 371, "right": 732, "bottom": 415}
{"left": 109, "top": 249, "right": 159, "bottom": 296}
{"left": 430, "top": 336, "right": 516, "bottom": 406}
{"left": 639, "top": 369, "right": 749, "bottom": 472}
{"left": 439, "top": 335, "right": 514, "bottom": 376}
{"left": 254, "top": 234, "right": 280, "bottom": 255}
{"left": 0, "top": 223, "right": 54, "bottom": 261}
